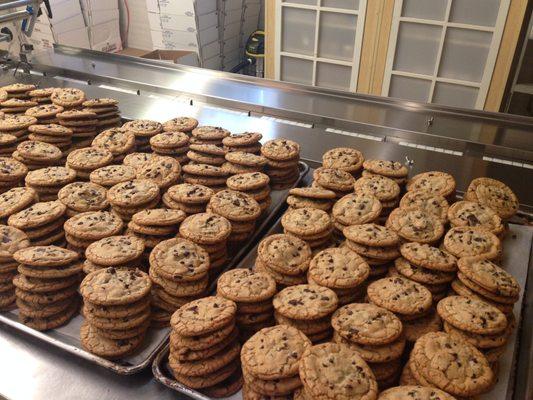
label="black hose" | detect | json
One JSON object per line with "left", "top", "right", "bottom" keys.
{"left": 230, "top": 58, "right": 252, "bottom": 73}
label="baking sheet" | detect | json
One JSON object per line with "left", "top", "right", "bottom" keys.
{"left": 152, "top": 222, "right": 533, "bottom": 399}
{"left": 0, "top": 162, "right": 310, "bottom": 375}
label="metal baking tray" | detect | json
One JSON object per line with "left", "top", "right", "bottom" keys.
{"left": 0, "top": 162, "right": 309, "bottom": 375}
{"left": 152, "top": 219, "right": 533, "bottom": 400}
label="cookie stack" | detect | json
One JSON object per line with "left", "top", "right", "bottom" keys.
{"left": 135, "top": 155, "right": 181, "bottom": 190}
{"left": 0, "top": 225, "right": 29, "bottom": 310}
{"left": 407, "top": 332, "right": 495, "bottom": 398}
{"left": 226, "top": 172, "right": 271, "bottom": 214}
{"left": 169, "top": 296, "right": 242, "bottom": 397}
{"left": 89, "top": 164, "right": 136, "bottom": 188}
{"left": 106, "top": 179, "right": 160, "bottom": 222}
{"left": 27, "top": 124, "right": 74, "bottom": 152}
{"left": 0, "top": 98, "right": 38, "bottom": 115}
{"left": 57, "top": 110, "right": 99, "bottom": 149}
{"left": 0, "top": 115, "right": 37, "bottom": 146}
{"left": 313, "top": 167, "right": 354, "bottom": 199}
{"left": 332, "top": 192, "right": 382, "bottom": 237}
{"left": 1, "top": 83, "right": 35, "bottom": 100}
{"left": 66, "top": 147, "right": 113, "bottom": 180}
{"left": 80, "top": 267, "right": 152, "bottom": 359}
{"left": 406, "top": 171, "right": 456, "bottom": 203}
{"left": 92, "top": 127, "right": 136, "bottom": 163}
{"left": 281, "top": 208, "right": 333, "bottom": 251}
{"left": 187, "top": 144, "right": 226, "bottom": 166}
{"left": 13, "top": 140, "right": 63, "bottom": 170}
{"left": 393, "top": 242, "right": 457, "bottom": 303}
{"left": 448, "top": 200, "right": 504, "bottom": 236}
{"left": 178, "top": 213, "right": 232, "bottom": 276}
{"left": 332, "top": 303, "right": 405, "bottom": 389}
{"left": 222, "top": 152, "right": 267, "bottom": 175}
{"left": 354, "top": 175, "right": 401, "bottom": 222}
{"left": 308, "top": 247, "right": 370, "bottom": 305}
{"left": 190, "top": 126, "right": 230, "bottom": 146}
{"left": 362, "top": 159, "right": 409, "bottom": 188}
{"left": 123, "top": 119, "right": 163, "bottom": 152}
{"left": 13, "top": 246, "right": 82, "bottom": 330}
{"left": 128, "top": 208, "right": 186, "bottom": 252}
{"left": 0, "top": 157, "right": 27, "bottom": 193}
{"left": 286, "top": 187, "right": 336, "bottom": 212}
{"left": 0, "top": 133, "right": 17, "bottom": 156}
{"left": 25, "top": 166, "right": 77, "bottom": 201}
{"left": 0, "top": 187, "right": 38, "bottom": 223}
{"left": 261, "top": 138, "right": 301, "bottom": 189}
{"left": 298, "top": 342, "right": 378, "bottom": 400}
{"left": 255, "top": 233, "right": 311, "bottom": 287}
{"left": 150, "top": 131, "right": 190, "bottom": 165}
{"left": 241, "top": 325, "right": 311, "bottom": 398}
{"left": 148, "top": 238, "right": 209, "bottom": 326}
{"left": 182, "top": 163, "right": 229, "bottom": 192}
{"left": 83, "top": 235, "right": 145, "bottom": 274}
{"left": 386, "top": 208, "right": 444, "bottom": 244}
{"left": 217, "top": 268, "right": 277, "bottom": 340}
{"left": 399, "top": 190, "right": 449, "bottom": 224}
{"left": 222, "top": 132, "right": 262, "bottom": 154}
{"left": 64, "top": 211, "right": 124, "bottom": 255}
{"left": 8, "top": 201, "right": 67, "bottom": 246}
{"left": 465, "top": 177, "right": 518, "bottom": 221}
{"left": 82, "top": 98, "right": 121, "bottom": 131}
{"left": 162, "top": 117, "right": 198, "bottom": 135}
{"left": 322, "top": 147, "right": 365, "bottom": 177}
{"left": 207, "top": 189, "right": 261, "bottom": 244}
{"left": 274, "top": 284, "right": 338, "bottom": 343}
{"left": 50, "top": 88, "right": 86, "bottom": 110}
{"left": 452, "top": 257, "right": 519, "bottom": 315}
{"left": 25, "top": 104, "right": 63, "bottom": 124}
{"left": 28, "top": 88, "right": 54, "bottom": 104}
{"left": 58, "top": 182, "right": 109, "bottom": 217}
{"left": 163, "top": 183, "right": 214, "bottom": 215}
{"left": 443, "top": 226, "right": 501, "bottom": 261}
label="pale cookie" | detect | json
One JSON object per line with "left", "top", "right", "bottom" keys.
{"left": 261, "top": 138, "right": 299, "bottom": 161}
{"left": 191, "top": 126, "right": 230, "bottom": 140}
{"left": 50, "top": 88, "right": 85, "bottom": 107}
{"left": 122, "top": 119, "right": 163, "bottom": 137}
{"left": 322, "top": 147, "right": 364, "bottom": 173}
{"left": 386, "top": 208, "right": 444, "bottom": 244}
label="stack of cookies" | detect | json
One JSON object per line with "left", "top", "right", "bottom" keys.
{"left": 178, "top": 213, "right": 232, "bottom": 276}
{"left": 25, "top": 166, "right": 77, "bottom": 201}
{"left": 354, "top": 175, "right": 400, "bottom": 221}
{"left": 25, "top": 104, "right": 63, "bottom": 124}
{"left": 226, "top": 172, "right": 271, "bottom": 214}
{"left": 332, "top": 303, "right": 405, "bottom": 389}
{"left": 58, "top": 182, "right": 109, "bottom": 217}
{"left": 135, "top": 155, "right": 181, "bottom": 190}
{"left": 286, "top": 187, "right": 336, "bottom": 212}
{"left": 187, "top": 144, "right": 226, "bottom": 166}
{"left": 399, "top": 190, "right": 449, "bottom": 225}
{"left": 261, "top": 138, "right": 301, "bottom": 189}
{"left": 106, "top": 179, "right": 160, "bottom": 222}
{"left": 332, "top": 192, "right": 382, "bottom": 238}
{"left": 255, "top": 233, "right": 311, "bottom": 287}
{"left": 0, "top": 98, "right": 38, "bottom": 115}
{"left": 217, "top": 268, "right": 277, "bottom": 340}
{"left": 83, "top": 235, "right": 145, "bottom": 274}
{"left": 281, "top": 207, "right": 333, "bottom": 250}
{"left": 362, "top": 159, "right": 409, "bottom": 188}
{"left": 0, "top": 115, "right": 37, "bottom": 146}
{"left": 82, "top": 98, "right": 121, "bottom": 131}
{"left": 190, "top": 126, "right": 230, "bottom": 146}
{"left": 13, "top": 140, "right": 63, "bottom": 170}
{"left": 465, "top": 177, "right": 518, "bottom": 221}
{"left": 312, "top": 167, "right": 354, "bottom": 198}
{"left": 322, "top": 147, "right": 364, "bottom": 177}
{"left": 222, "top": 132, "right": 262, "bottom": 154}
{"left": 92, "top": 127, "right": 136, "bottom": 163}
{"left": 298, "top": 342, "right": 378, "bottom": 400}
{"left": 89, "top": 164, "right": 136, "bottom": 189}
{"left": 0, "top": 157, "right": 26, "bottom": 193}
{"left": 241, "top": 325, "right": 311, "bottom": 398}
{"left": 182, "top": 163, "right": 229, "bottom": 192}
{"left": 28, "top": 88, "right": 54, "bottom": 104}
{"left": 80, "top": 267, "right": 152, "bottom": 359}
{"left": 407, "top": 332, "right": 495, "bottom": 398}
{"left": 127, "top": 208, "right": 186, "bottom": 252}
{"left": 406, "top": 171, "right": 456, "bottom": 202}
{"left": 308, "top": 247, "right": 370, "bottom": 305}
{"left": 162, "top": 117, "right": 198, "bottom": 135}
{"left": 169, "top": 296, "right": 242, "bottom": 397}
{"left": 163, "top": 183, "right": 214, "bottom": 214}
{"left": 123, "top": 120, "right": 163, "bottom": 152}
{"left": 66, "top": 147, "right": 113, "bottom": 180}
{"left": 57, "top": 110, "right": 99, "bottom": 149}
{"left": 452, "top": 257, "right": 519, "bottom": 315}
{"left": 443, "top": 226, "right": 501, "bottom": 261}
{"left": 273, "top": 284, "right": 338, "bottom": 343}
{"left": 0, "top": 187, "right": 38, "bottom": 223}
{"left": 150, "top": 131, "right": 190, "bottom": 165}
{"left": 0, "top": 225, "right": 29, "bottom": 310}
{"left": 393, "top": 242, "right": 457, "bottom": 302}
{"left": 207, "top": 189, "right": 261, "bottom": 244}
{"left": 222, "top": 151, "right": 267, "bottom": 175}
{"left": 0, "top": 133, "right": 17, "bottom": 156}
{"left": 13, "top": 246, "right": 81, "bottom": 330}
{"left": 148, "top": 238, "right": 209, "bottom": 326}
{"left": 386, "top": 208, "right": 444, "bottom": 244}
{"left": 27, "top": 124, "right": 74, "bottom": 152}
{"left": 1, "top": 83, "right": 36, "bottom": 99}
{"left": 8, "top": 201, "right": 67, "bottom": 246}
{"left": 447, "top": 200, "right": 504, "bottom": 237}
{"left": 50, "top": 88, "right": 86, "bottom": 110}
{"left": 64, "top": 211, "right": 124, "bottom": 255}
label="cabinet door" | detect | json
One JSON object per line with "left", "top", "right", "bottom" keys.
{"left": 274, "top": 0, "right": 367, "bottom": 91}
{"left": 382, "top": 0, "right": 510, "bottom": 109}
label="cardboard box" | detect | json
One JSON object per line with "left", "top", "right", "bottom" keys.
{"left": 223, "top": 35, "right": 241, "bottom": 53}
{"left": 56, "top": 26, "right": 90, "bottom": 48}
{"left": 223, "top": 0, "right": 244, "bottom": 12}
{"left": 83, "top": 8, "right": 119, "bottom": 27}
{"left": 89, "top": 19, "right": 122, "bottom": 52}
{"left": 48, "top": 0, "right": 83, "bottom": 23}
{"left": 141, "top": 49, "right": 199, "bottom": 67}
{"left": 51, "top": 14, "right": 86, "bottom": 34}
{"left": 81, "top": 0, "right": 118, "bottom": 11}
{"left": 26, "top": 30, "right": 55, "bottom": 50}
{"left": 146, "top": 0, "right": 217, "bottom": 16}
{"left": 223, "top": 21, "right": 241, "bottom": 40}
{"left": 224, "top": 8, "right": 243, "bottom": 25}
{"left": 150, "top": 25, "right": 218, "bottom": 48}
{"left": 148, "top": 11, "right": 218, "bottom": 32}
{"left": 203, "top": 54, "right": 222, "bottom": 70}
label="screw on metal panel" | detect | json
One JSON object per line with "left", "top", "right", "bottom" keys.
{"left": 91, "top": 62, "right": 96, "bottom": 68}
{"left": 426, "top": 116, "right": 434, "bottom": 127}
{"left": 405, "top": 156, "right": 414, "bottom": 167}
